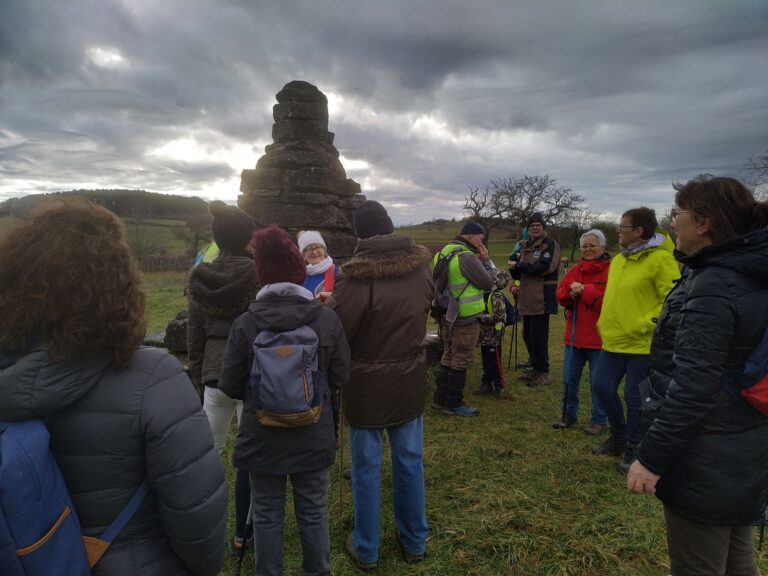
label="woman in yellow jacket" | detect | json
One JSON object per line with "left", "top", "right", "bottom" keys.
{"left": 591, "top": 207, "right": 680, "bottom": 473}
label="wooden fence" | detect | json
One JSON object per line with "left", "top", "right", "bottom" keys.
{"left": 139, "top": 254, "right": 193, "bottom": 273}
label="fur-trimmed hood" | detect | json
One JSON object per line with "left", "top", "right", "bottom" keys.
{"left": 187, "top": 252, "right": 259, "bottom": 318}
{"left": 341, "top": 235, "right": 432, "bottom": 282}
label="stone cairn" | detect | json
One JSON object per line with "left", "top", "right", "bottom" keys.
{"left": 239, "top": 80, "right": 365, "bottom": 259}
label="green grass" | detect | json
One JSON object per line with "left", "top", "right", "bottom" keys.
{"left": 142, "top": 257, "right": 768, "bottom": 576}
{"left": 143, "top": 271, "right": 188, "bottom": 334}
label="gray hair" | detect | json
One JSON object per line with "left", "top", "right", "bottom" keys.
{"left": 580, "top": 229, "right": 607, "bottom": 247}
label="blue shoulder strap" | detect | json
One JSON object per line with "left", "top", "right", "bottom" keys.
{"left": 99, "top": 480, "right": 149, "bottom": 544}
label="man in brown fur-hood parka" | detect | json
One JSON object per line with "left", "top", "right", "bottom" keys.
{"left": 327, "top": 200, "right": 432, "bottom": 570}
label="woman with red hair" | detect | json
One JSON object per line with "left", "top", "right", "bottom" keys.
{"left": 219, "top": 225, "right": 350, "bottom": 576}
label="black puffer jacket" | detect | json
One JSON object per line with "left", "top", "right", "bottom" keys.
{"left": 638, "top": 227, "right": 768, "bottom": 524}
{"left": 0, "top": 345, "right": 227, "bottom": 575}
{"left": 219, "top": 283, "right": 350, "bottom": 475}
{"left": 187, "top": 250, "right": 259, "bottom": 394}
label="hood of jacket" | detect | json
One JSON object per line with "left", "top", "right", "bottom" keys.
{"left": 342, "top": 235, "right": 432, "bottom": 282}
{"left": 679, "top": 226, "right": 768, "bottom": 286}
{"left": 0, "top": 345, "right": 112, "bottom": 421}
{"left": 247, "top": 282, "right": 323, "bottom": 333}
{"left": 187, "top": 251, "right": 258, "bottom": 317}
{"left": 577, "top": 252, "right": 611, "bottom": 273}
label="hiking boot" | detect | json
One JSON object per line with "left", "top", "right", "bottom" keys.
{"left": 583, "top": 423, "right": 608, "bottom": 436}
{"left": 345, "top": 533, "right": 377, "bottom": 572}
{"left": 443, "top": 404, "right": 480, "bottom": 417}
{"left": 617, "top": 443, "right": 639, "bottom": 474}
{"left": 591, "top": 430, "right": 626, "bottom": 456}
{"left": 516, "top": 360, "right": 533, "bottom": 370}
{"left": 473, "top": 382, "right": 493, "bottom": 396}
{"left": 552, "top": 417, "right": 578, "bottom": 429}
{"left": 490, "top": 381, "right": 505, "bottom": 397}
{"left": 397, "top": 533, "right": 425, "bottom": 564}
{"left": 534, "top": 372, "right": 550, "bottom": 386}
{"left": 520, "top": 369, "right": 538, "bottom": 382}
{"left": 432, "top": 364, "right": 449, "bottom": 410}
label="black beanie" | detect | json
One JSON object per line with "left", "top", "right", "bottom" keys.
{"left": 459, "top": 221, "right": 485, "bottom": 235}
{"left": 209, "top": 200, "right": 258, "bottom": 251}
{"left": 527, "top": 212, "right": 546, "bottom": 228}
{"left": 354, "top": 200, "right": 394, "bottom": 239}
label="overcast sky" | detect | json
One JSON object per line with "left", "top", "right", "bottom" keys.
{"left": 1, "top": 0, "right": 766, "bottom": 224}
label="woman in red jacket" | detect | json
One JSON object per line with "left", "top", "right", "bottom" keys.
{"left": 553, "top": 229, "right": 611, "bottom": 434}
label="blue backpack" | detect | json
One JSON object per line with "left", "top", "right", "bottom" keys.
{"left": 0, "top": 419, "right": 148, "bottom": 575}
{"left": 250, "top": 324, "right": 325, "bottom": 428}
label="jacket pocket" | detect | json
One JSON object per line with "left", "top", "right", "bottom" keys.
{"left": 639, "top": 375, "right": 665, "bottom": 434}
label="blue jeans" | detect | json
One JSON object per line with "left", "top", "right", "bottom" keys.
{"left": 592, "top": 351, "right": 650, "bottom": 445}
{"left": 562, "top": 346, "right": 607, "bottom": 424}
{"left": 249, "top": 468, "right": 331, "bottom": 576}
{"left": 349, "top": 416, "right": 428, "bottom": 563}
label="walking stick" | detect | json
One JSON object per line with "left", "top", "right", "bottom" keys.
{"left": 513, "top": 306, "right": 519, "bottom": 369}
{"left": 234, "top": 500, "right": 253, "bottom": 576}
{"left": 560, "top": 306, "right": 577, "bottom": 428}
{"left": 338, "top": 389, "right": 344, "bottom": 518}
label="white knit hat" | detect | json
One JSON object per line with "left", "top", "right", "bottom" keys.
{"left": 297, "top": 230, "right": 326, "bottom": 253}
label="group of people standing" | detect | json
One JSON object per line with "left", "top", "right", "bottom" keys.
{"left": 431, "top": 176, "right": 768, "bottom": 576}
{"left": 0, "top": 175, "right": 766, "bottom": 576}
{"left": 187, "top": 198, "right": 432, "bottom": 575}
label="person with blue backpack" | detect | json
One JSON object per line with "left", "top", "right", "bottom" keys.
{"left": 218, "top": 225, "right": 351, "bottom": 576}
{"left": 0, "top": 197, "right": 227, "bottom": 576}
{"left": 627, "top": 176, "right": 768, "bottom": 576}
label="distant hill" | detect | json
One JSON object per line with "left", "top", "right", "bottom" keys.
{"left": 0, "top": 189, "right": 209, "bottom": 219}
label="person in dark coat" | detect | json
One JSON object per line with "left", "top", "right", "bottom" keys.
{"left": 327, "top": 200, "right": 433, "bottom": 570}
{"left": 219, "top": 225, "right": 350, "bottom": 576}
{"left": 0, "top": 198, "right": 227, "bottom": 576}
{"left": 508, "top": 212, "right": 561, "bottom": 387}
{"left": 627, "top": 177, "right": 768, "bottom": 576}
{"left": 187, "top": 199, "right": 259, "bottom": 551}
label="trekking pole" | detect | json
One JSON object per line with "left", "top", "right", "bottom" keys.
{"left": 338, "top": 389, "right": 344, "bottom": 518}
{"left": 234, "top": 500, "right": 254, "bottom": 576}
{"left": 560, "top": 306, "right": 577, "bottom": 428}
{"left": 513, "top": 306, "right": 519, "bottom": 369}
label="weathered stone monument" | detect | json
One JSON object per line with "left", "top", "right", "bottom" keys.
{"left": 238, "top": 80, "right": 365, "bottom": 258}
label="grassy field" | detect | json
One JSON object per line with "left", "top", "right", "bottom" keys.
{"left": 142, "top": 228, "right": 767, "bottom": 576}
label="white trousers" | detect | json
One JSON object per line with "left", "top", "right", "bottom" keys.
{"left": 203, "top": 386, "right": 243, "bottom": 455}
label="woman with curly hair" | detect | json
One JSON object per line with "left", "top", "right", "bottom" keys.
{"left": 0, "top": 197, "right": 227, "bottom": 576}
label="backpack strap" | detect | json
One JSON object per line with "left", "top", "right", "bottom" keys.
{"left": 83, "top": 480, "right": 149, "bottom": 568}
{"left": 323, "top": 266, "right": 335, "bottom": 292}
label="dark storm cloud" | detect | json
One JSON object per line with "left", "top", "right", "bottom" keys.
{"left": 1, "top": 0, "right": 766, "bottom": 223}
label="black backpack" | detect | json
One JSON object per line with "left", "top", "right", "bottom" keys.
{"left": 430, "top": 246, "right": 469, "bottom": 320}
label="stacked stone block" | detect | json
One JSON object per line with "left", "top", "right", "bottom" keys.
{"left": 239, "top": 80, "right": 365, "bottom": 259}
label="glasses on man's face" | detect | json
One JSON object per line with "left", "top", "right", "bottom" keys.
{"left": 581, "top": 244, "right": 600, "bottom": 250}
{"left": 670, "top": 208, "right": 695, "bottom": 220}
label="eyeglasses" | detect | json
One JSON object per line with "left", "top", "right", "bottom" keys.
{"left": 670, "top": 208, "right": 695, "bottom": 220}
{"left": 304, "top": 245, "right": 325, "bottom": 254}
{"left": 581, "top": 244, "right": 600, "bottom": 249}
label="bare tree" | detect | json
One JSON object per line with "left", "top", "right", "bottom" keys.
{"left": 561, "top": 206, "right": 594, "bottom": 261}
{"left": 174, "top": 214, "right": 212, "bottom": 257}
{"left": 744, "top": 148, "right": 768, "bottom": 199}
{"left": 464, "top": 175, "right": 584, "bottom": 242}
{"left": 125, "top": 200, "right": 163, "bottom": 264}
{"left": 462, "top": 185, "right": 506, "bottom": 243}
